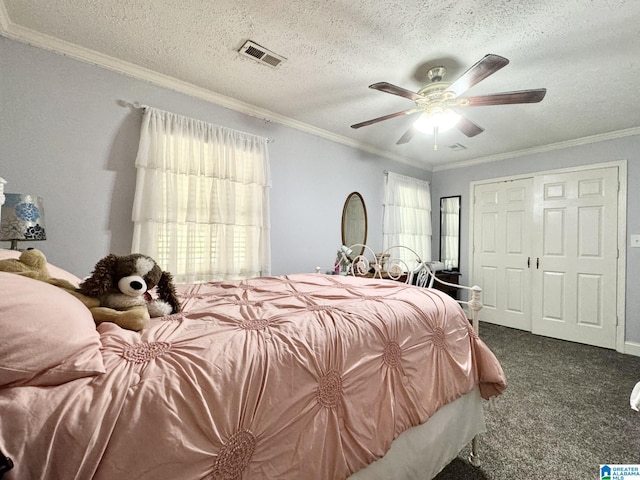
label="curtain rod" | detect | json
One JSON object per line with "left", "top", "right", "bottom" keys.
{"left": 383, "top": 170, "right": 430, "bottom": 184}
{"left": 121, "top": 100, "right": 274, "bottom": 143}
{"left": 121, "top": 100, "right": 148, "bottom": 110}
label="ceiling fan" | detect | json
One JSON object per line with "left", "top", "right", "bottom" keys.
{"left": 351, "top": 54, "right": 546, "bottom": 149}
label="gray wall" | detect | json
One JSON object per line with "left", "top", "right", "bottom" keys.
{"left": 2, "top": 36, "right": 639, "bottom": 346}
{"left": 0, "top": 36, "right": 429, "bottom": 277}
{"left": 431, "top": 145, "right": 640, "bottom": 344}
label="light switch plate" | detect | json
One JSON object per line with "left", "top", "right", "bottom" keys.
{"left": 631, "top": 234, "right": 640, "bottom": 248}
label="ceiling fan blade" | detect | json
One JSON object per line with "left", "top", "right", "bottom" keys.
{"left": 461, "top": 88, "right": 547, "bottom": 106}
{"left": 445, "top": 54, "right": 510, "bottom": 97}
{"left": 369, "top": 82, "right": 424, "bottom": 101}
{"left": 351, "top": 108, "right": 419, "bottom": 129}
{"left": 396, "top": 127, "right": 416, "bottom": 144}
{"left": 455, "top": 115, "right": 484, "bottom": 137}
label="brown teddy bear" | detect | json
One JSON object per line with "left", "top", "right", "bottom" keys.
{"left": 77, "top": 253, "right": 181, "bottom": 331}
{"left": 0, "top": 248, "right": 101, "bottom": 309}
{"left": 0, "top": 249, "right": 78, "bottom": 290}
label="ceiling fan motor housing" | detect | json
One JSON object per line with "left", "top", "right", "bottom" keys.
{"left": 427, "top": 66, "right": 446, "bottom": 82}
{"left": 416, "top": 82, "right": 459, "bottom": 114}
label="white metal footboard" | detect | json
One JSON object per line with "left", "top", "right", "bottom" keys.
{"left": 417, "top": 270, "right": 483, "bottom": 334}
{"left": 337, "top": 244, "right": 483, "bottom": 332}
{"left": 334, "top": 244, "right": 484, "bottom": 468}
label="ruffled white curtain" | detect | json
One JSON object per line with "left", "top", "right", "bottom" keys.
{"left": 383, "top": 172, "right": 432, "bottom": 265}
{"left": 131, "top": 108, "right": 271, "bottom": 283}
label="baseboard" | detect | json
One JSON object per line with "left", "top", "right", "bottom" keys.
{"left": 473, "top": 314, "right": 640, "bottom": 357}
{"left": 622, "top": 341, "right": 640, "bottom": 357}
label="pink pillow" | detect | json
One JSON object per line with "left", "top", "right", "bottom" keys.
{"left": 0, "top": 248, "right": 82, "bottom": 286}
{"left": 0, "top": 272, "right": 105, "bottom": 388}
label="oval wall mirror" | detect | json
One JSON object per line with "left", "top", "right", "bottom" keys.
{"left": 341, "top": 192, "right": 367, "bottom": 253}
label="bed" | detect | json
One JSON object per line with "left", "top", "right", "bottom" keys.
{"left": 0, "top": 246, "right": 505, "bottom": 480}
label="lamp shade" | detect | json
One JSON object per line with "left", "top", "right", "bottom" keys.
{"left": 0, "top": 194, "right": 47, "bottom": 249}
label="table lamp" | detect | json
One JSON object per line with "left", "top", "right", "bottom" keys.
{"left": 0, "top": 194, "right": 47, "bottom": 250}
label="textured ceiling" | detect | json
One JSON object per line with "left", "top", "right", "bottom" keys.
{"left": 1, "top": 0, "right": 640, "bottom": 170}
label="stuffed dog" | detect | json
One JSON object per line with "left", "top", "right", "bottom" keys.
{"left": 78, "top": 253, "right": 181, "bottom": 331}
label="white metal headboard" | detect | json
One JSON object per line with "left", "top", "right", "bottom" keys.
{"left": 329, "top": 244, "right": 483, "bottom": 333}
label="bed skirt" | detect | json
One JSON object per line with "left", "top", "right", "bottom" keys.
{"left": 350, "top": 386, "right": 485, "bottom": 480}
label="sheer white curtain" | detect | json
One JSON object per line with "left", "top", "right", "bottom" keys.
{"left": 131, "top": 107, "right": 271, "bottom": 283}
{"left": 383, "top": 172, "right": 432, "bottom": 265}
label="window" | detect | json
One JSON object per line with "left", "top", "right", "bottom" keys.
{"left": 383, "top": 172, "right": 432, "bottom": 266}
{"left": 131, "top": 108, "right": 271, "bottom": 283}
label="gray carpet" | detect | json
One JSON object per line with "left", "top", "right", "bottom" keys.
{"left": 434, "top": 322, "right": 640, "bottom": 480}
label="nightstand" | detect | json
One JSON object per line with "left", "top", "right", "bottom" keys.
{"left": 433, "top": 271, "right": 461, "bottom": 300}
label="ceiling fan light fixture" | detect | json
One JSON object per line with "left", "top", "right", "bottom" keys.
{"left": 413, "top": 109, "right": 461, "bottom": 134}
{"left": 353, "top": 55, "right": 546, "bottom": 147}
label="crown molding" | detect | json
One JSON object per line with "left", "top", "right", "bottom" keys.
{"left": 432, "top": 127, "right": 640, "bottom": 172}
{"left": 4, "top": 9, "right": 637, "bottom": 174}
{"left": 0, "top": 14, "right": 417, "bottom": 169}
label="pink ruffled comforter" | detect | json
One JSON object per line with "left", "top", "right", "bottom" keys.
{"left": 1, "top": 273, "right": 505, "bottom": 479}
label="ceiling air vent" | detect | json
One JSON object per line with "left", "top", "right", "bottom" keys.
{"left": 448, "top": 143, "right": 467, "bottom": 151}
{"left": 238, "top": 41, "right": 286, "bottom": 68}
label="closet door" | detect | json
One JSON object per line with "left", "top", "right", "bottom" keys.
{"left": 531, "top": 166, "right": 618, "bottom": 348}
{"left": 472, "top": 178, "right": 533, "bottom": 331}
